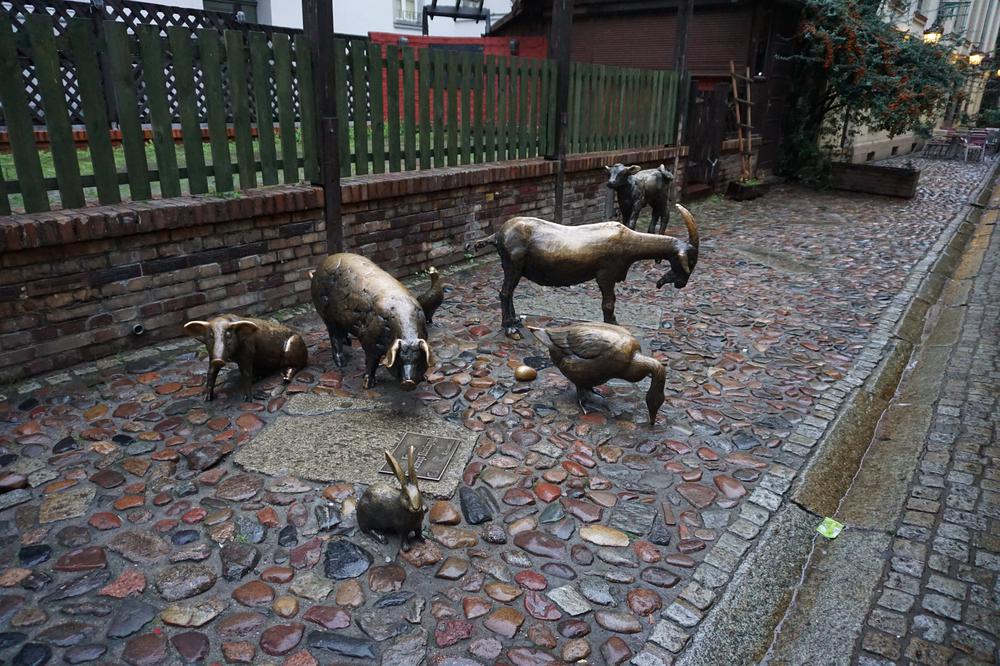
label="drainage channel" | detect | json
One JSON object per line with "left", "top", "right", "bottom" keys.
{"left": 758, "top": 185, "right": 998, "bottom": 664}
{"left": 759, "top": 293, "right": 944, "bottom": 663}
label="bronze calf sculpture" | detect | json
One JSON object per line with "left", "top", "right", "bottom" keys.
{"left": 183, "top": 314, "right": 308, "bottom": 401}
{"left": 467, "top": 204, "right": 699, "bottom": 338}
{"left": 310, "top": 253, "right": 434, "bottom": 390}
{"left": 606, "top": 163, "right": 674, "bottom": 234}
{"left": 531, "top": 323, "right": 666, "bottom": 425}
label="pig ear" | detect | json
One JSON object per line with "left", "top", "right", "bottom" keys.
{"left": 384, "top": 450, "right": 407, "bottom": 487}
{"left": 628, "top": 164, "right": 642, "bottom": 174}
{"left": 230, "top": 320, "right": 259, "bottom": 337}
{"left": 418, "top": 339, "right": 435, "bottom": 368}
{"left": 183, "top": 321, "right": 210, "bottom": 341}
{"left": 382, "top": 339, "right": 402, "bottom": 368}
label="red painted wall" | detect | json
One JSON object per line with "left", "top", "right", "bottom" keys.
{"left": 367, "top": 32, "right": 548, "bottom": 58}
{"left": 365, "top": 32, "right": 550, "bottom": 124}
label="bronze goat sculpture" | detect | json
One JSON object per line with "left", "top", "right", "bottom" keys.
{"left": 467, "top": 204, "right": 699, "bottom": 338}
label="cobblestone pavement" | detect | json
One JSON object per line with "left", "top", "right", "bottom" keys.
{"left": 856, "top": 185, "right": 999, "bottom": 665}
{"left": 0, "top": 156, "right": 993, "bottom": 666}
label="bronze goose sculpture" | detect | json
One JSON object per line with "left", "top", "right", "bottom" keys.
{"left": 530, "top": 323, "right": 666, "bottom": 425}
{"left": 417, "top": 266, "right": 444, "bottom": 325}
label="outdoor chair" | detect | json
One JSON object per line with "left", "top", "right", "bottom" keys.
{"left": 964, "top": 130, "right": 988, "bottom": 162}
{"left": 984, "top": 129, "right": 1000, "bottom": 157}
{"left": 923, "top": 134, "right": 953, "bottom": 159}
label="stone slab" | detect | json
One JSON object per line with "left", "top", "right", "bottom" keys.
{"left": 836, "top": 403, "right": 933, "bottom": 530}
{"left": 677, "top": 504, "right": 816, "bottom": 666}
{"left": 764, "top": 530, "right": 891, "bottom": 666}
{"left": 39, "top": 487, "right": 95, "bottom": 524}
{"left": 234, "top": 393, "right": 475, "bottom": 498}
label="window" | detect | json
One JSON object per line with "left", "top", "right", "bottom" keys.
{"left": 394, "top": 0, "right": 420, "bottom": 26}
{"left": 204, "top": 0, "right": 258, "bottom": 23}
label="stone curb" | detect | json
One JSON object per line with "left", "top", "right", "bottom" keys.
{"left": 635, "top": 159, "right": 1000, "bottom": 666}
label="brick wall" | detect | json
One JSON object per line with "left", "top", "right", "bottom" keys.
{"left": 0, "top": 147, "right": 685, "bottom": 383}
{"left": 341, "top": 147, "right": 687, "bottom": 273}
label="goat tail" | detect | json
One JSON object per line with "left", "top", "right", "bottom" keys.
{"left": 657, "top": 164, "right": 674, "bottom": 181}
{"left": 465, "top": 234, "right": 497, "bottom": 253}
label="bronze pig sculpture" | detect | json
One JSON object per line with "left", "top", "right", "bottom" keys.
{"left": 467, "top": 204, "right": 699, "bottom": 338}
{"left": 357, "top": 446, "right": 426, "bottom": 551}
{"left": 417, "top": 266, "right": 444, "bottom": 325}
{"left": 606, "top": 163, "right": 674, "bottom": 234}
{"left": 531, "top": 323, "right": 666, "bottom": 425}
{"left": 183, "top": 314, "right": 308, "bottom": 401}
{"left": 310, "top": 253, "right": 434, "bottom": 390}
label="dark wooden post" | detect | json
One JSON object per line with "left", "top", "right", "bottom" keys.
{"left": 303, "top": 0, "right": 343, "bottom": 253}
{"left": 548, "top": 0, "right": 573, "bottom": 224}
{"left": 89, "top": 0, "right": 118, "bottom": 124}
{"left": 670, "top": 0, "right": 693, "bottom": 202}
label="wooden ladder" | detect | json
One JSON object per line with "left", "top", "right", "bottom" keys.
{"left": 730, "top": 61, "right": 754, "bottom": 182}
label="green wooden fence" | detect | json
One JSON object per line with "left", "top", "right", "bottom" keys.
{"left": 0, "top": 13, "right": 315, "bottom": 215}
{"left": 0, "top": 13, "right": 682, "bottom": 215}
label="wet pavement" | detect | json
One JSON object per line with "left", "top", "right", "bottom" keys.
{"left": 0, "top": 156, "right": 993, "bottom": 665}
{"left": 855, "top": 177, "right": 999, "bottom": 666}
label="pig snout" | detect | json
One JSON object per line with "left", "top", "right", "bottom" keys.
{"left": 212, "top": 335, "right": 231, "bottom": 368}
{"left": 400, "top": 364, "right": 418, "bottom": 390}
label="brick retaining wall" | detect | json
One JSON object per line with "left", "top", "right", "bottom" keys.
{"left": 0, "top": 147, "right": 685, "bottom": 382}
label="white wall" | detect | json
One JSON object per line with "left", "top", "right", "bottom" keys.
{"left": 126, "top": 0, "right": 509, "bottom": 35}
{"left": 264, "top": 0, "right": 512, "bottom": 36}
{"left": 149, "top": 0, "right": 205, "bottom": 8}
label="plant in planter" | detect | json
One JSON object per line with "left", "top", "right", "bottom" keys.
{"left": 726, "top": 177, "right": 769, "bottom": 201}
{"left": 779, "top": 0, "right": 964, "bottom": 182}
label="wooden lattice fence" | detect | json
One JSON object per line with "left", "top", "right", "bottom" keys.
{"left": 0, "top": 1, "right": 681, "bottom": 215}
{"left": 0, "top": 0, "right": 358, "bottom": 126}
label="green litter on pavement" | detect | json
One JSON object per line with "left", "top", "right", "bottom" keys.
{"left": 816, "top": 517, "right": 844, "bottom": 539}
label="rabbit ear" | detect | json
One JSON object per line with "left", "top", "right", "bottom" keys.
{"left": 407, "top": 445, "right": 418, "bottom": 485}
{"left": 384, "top": 450, "right": 407, "bottom": 487}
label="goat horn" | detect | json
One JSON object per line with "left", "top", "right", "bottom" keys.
{"left": 675, "top": 204, "right": 699, "bottom": 249}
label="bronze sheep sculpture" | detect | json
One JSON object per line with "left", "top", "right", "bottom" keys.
{"left": 467, "top": 204, "right": 699, "bottom": 338}
{"left": 310, "top": 253, "right": 435, "bottom": 390}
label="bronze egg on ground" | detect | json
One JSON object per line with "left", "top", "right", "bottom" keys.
{"left": 514, "top": 365, "right": 538, "bottom": 382}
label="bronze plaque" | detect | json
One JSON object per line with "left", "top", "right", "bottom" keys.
{"left": 379, "top": 432, "right": 462, "bottom": 482}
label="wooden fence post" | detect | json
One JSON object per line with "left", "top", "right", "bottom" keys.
{"left": 548, "top": 0, "right": 573, "bottom": 225}
{"left": 671, "top": 0, "right": 693, "bottom": 203}
{"left": 303, "top": 0, "right": 343, "bottom": 254}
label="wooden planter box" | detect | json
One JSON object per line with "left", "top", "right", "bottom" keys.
{"left": 830, "top": 162, "right": 920, "bottom": 198}
{"left": 726, "top": 181, "right": 769, "bottom": 201}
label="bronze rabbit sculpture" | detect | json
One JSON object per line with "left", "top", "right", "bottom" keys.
{"left": 357, "top": 446, "right": 426, "bottom": 551}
